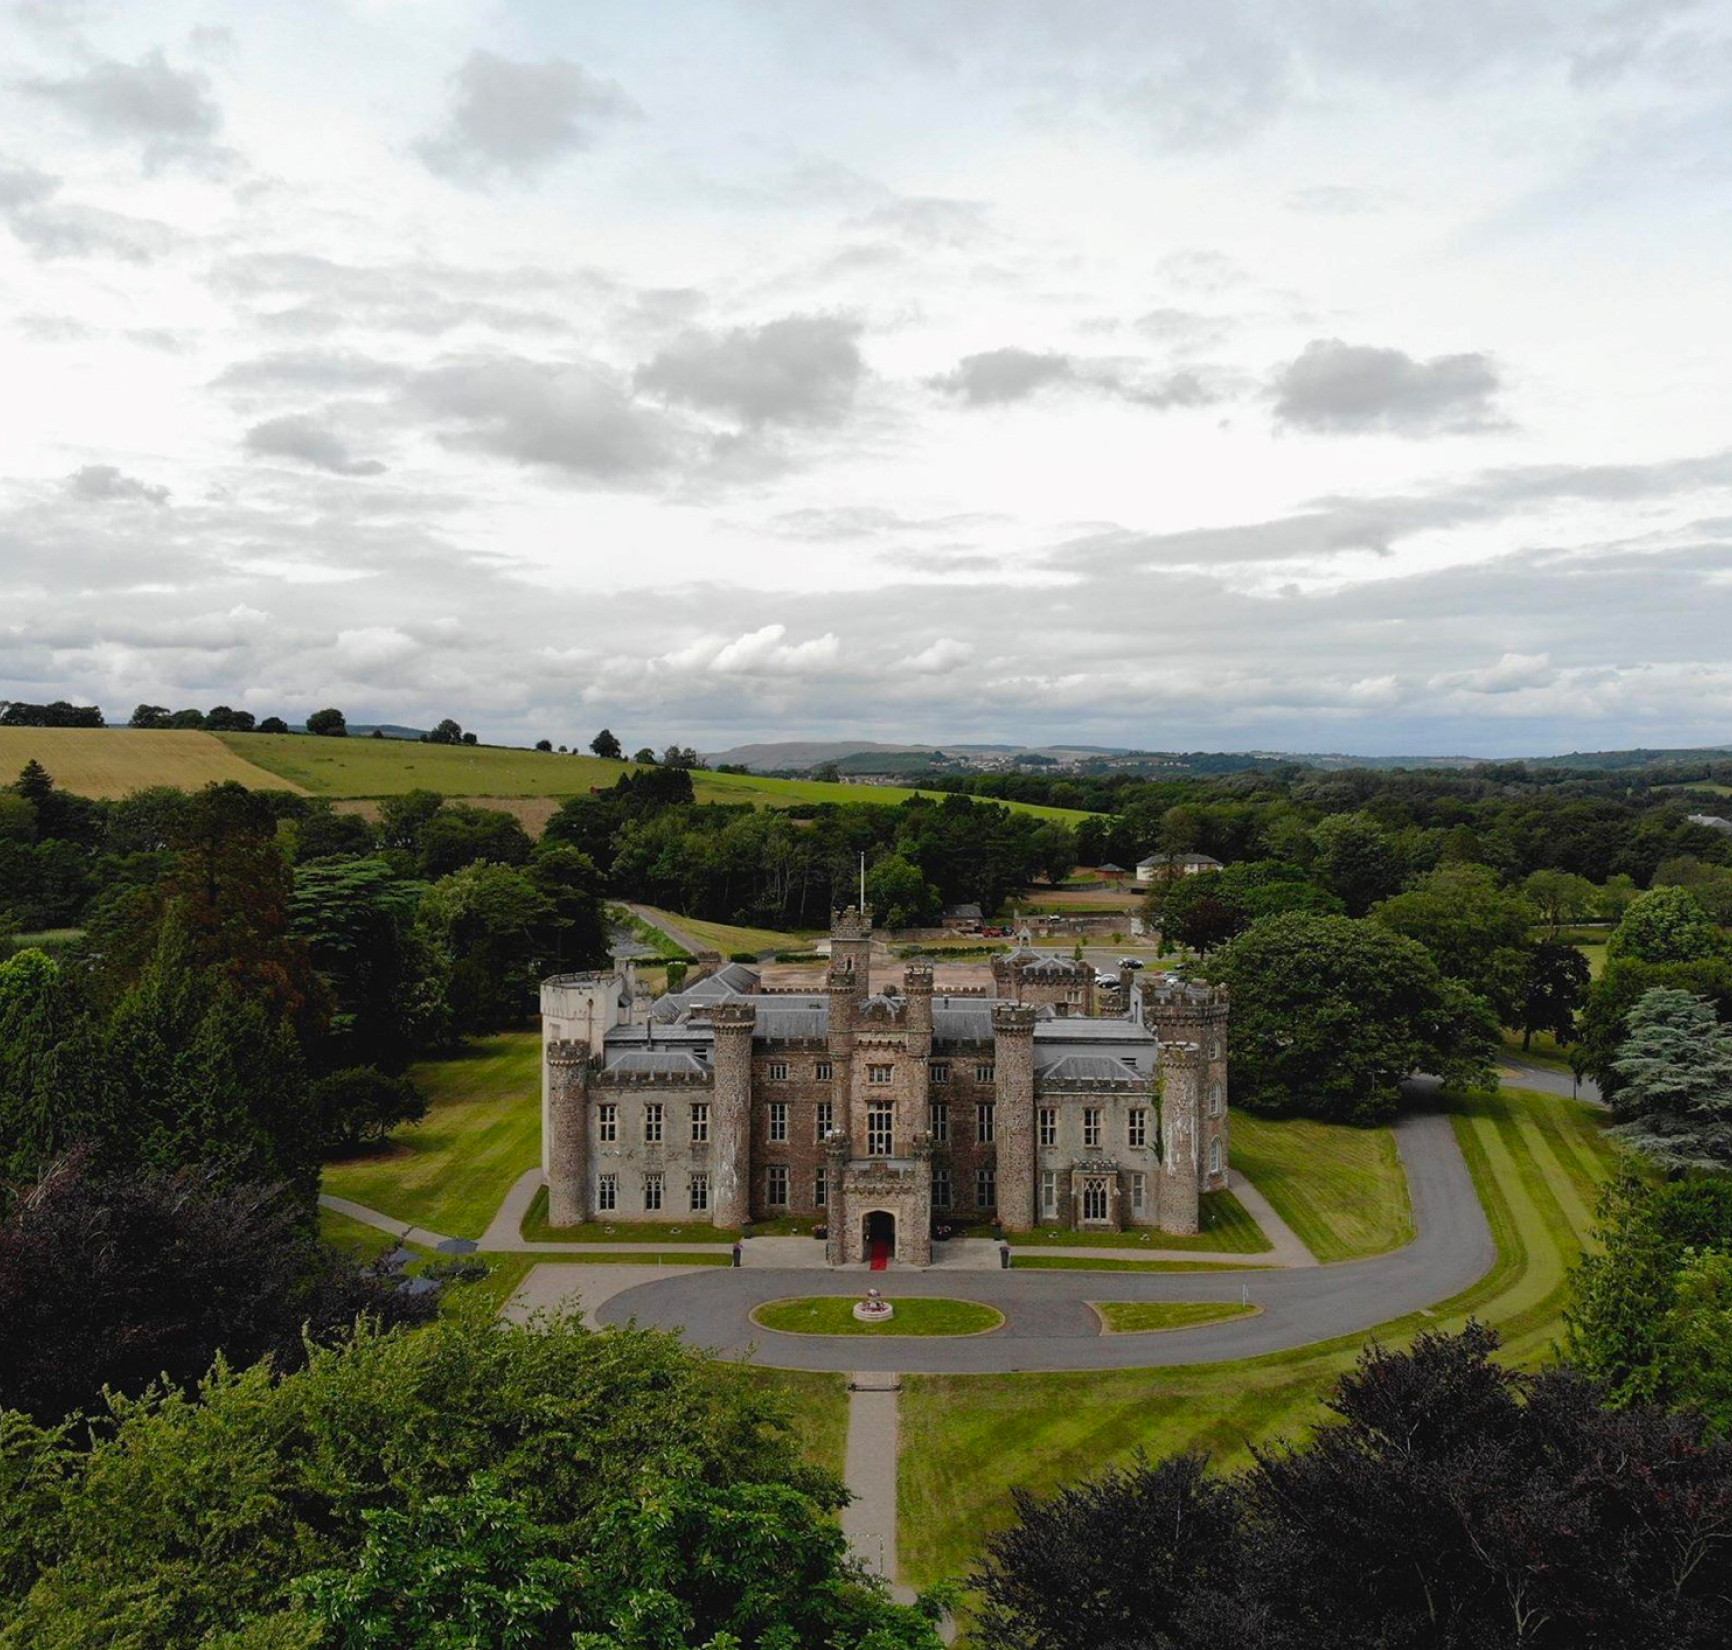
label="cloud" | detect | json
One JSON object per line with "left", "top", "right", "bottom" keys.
{"left": 850, "top": 195, "right": 989, "bottom": 247}
{"left": 416, "top": 50, "right": 637, "bottom": 182}
{"left": 0, "top": 161, "right": 183, "bottom": 262}
{"left": 902, "top": 637, "right": 974, "bottom": 673}
{"left": 635, "top": 315, "right": 866, "bottom": 427}
{"left": 930, "top": 346, "right": 1213, "bottom": 410}
{"left": 662, "top": 625, "right": 844, "bottom": 677}
{"left": 23, "top": 49, "right": 223, "bottom": 170}
{"left": 244, "top": 415, "right": 387, "bottom": 477}
{"left": 1272, "top": 338, "right": 1505, "bottom": 435}
{"left": 64, "top": 465, "right": 169, "bottom": 505}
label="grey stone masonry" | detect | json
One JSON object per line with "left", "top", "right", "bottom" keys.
{"left": 1143, "top": 981, "right": 1231, "bottom": 1194}
{"left": 547, "top": 1040, "right": 592, "bottom": 1225}
{"left": 1158, "top": 1039, "right": 1202, "bottom": 1234}
{"left": 709, "top": 1001, "right": 755, "bottom": 1227}
{"left": 992, "top": 1003, "right": 1039, "bottom": 1232}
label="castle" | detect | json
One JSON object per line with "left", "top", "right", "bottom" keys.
{"left": 540, "top": 908, "right": 1229, "bottom": 1266}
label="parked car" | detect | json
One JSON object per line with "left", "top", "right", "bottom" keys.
{"left": 1118, "top": 956, "right": 1146, "bottom": 970}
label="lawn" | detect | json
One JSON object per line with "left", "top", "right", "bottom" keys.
{"left": 320, "top": 1032, "right": 542, "bottom": 1238}
{"left": 666, "top": 912, "right": 818, "bottom": 956}
{"left": 751, "top": 1297, "right": 1005, "bottom": 1337}
{"left": 1227, "top": 1109, "right": 1413, "bottom": 1263}
{"left": 1012, "top": 1256, "right": 1273, "bottom": 1273}
{"left": 0, "top": 727, "right": 304, "bottom": 798}
{"left": 897, "top": 1083, "right": 1617, "bottom": 1591}
{"left": 748, "top": 1370, "right": 852, "bottom": 1480}
{"left": 221, "top": 732, "right": 628, "bottom": 798}
{"left": 1006, "top": 1187, "right": 1270, "bottom": 1253}
{"left": 690, "top": 766, "right": 1096, "bottom": 824}
{"left": 520, "top": 1185, "right": 738, "bottom": 1244}
{"left": 1094, "top": 1300, "right": 1258, "bottom": 1334}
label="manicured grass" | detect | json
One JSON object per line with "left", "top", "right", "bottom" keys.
{"left": 317, "top": 1205, "right": 397, "bottom": 1263}
{"left": 665, "top": 912, "right": 817, "bottom": 956}
{"left": 320, "top": 1033, "right": 541, "bottom": 1239}
{"left": 748, "top": 1370, "right": 853, "bottom": 1479}
{"left": 0, "top": 727, "right": 304, "bottom": 799}
{"left": 1094, "top": 1300, "right": 1258, "bottom": 1334}
{"left": 751, "top": 1297, "right": 1005, "bottom": 1337}
{"left": 1499, "top": 1030, "right": 1576, "bottom": 1072}
{"left": 897, "top": 1084, "right": 1618, "bottom": 1590}
{"left": 520, "top": 1185, "right": 738, "bottom": 1244}
{"left": 1012, "top": 1256, "right": 1273, "bottom": 1273}
{"left": 1228, "top": 1109, "right": 1413, "bottom": 1264}
{"left": 1005, "top": 1188, "right": 1270, "bottom": 1253}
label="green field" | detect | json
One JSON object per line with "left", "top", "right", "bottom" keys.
{"left": 320, "top": 1032, "right": 541, "bottom": 1238}
{"left": 751, "top": 1297, "right": 1005, "bottom": 1337}
{"left": 0, "top": 727, "right": 304, "bottom": 798}
{"left": 750, "top": 1370, "right": 851, "bottom": 1480}
{"left": 643, "top": 908, "right": 818, "bottom": 956}
{"left": 1227, "top": 1110, "right": 1413, "bottom": 1263}
{"left": 690, "top": 766, "right": 1095, "bottom": 823}
{"left": 1006, "top": 1187, "right": 1270, "bottom": 1253}
{"left": 222, "top": 731, "right": 626, "bottom": 797}
{"left": 1094, "top": 1300, "right": 1258, "bottom": 1334}
{"left": 897, "top": 1084, "right": 1617, "bottom": 1590}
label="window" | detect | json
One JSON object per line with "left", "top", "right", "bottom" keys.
{"left": 1209, "top": 1035, "right": 1222, "bottom": 1061}
{"left": 597, "top": 1104, "right": 618, "bottom": 1143}
{"left": 1128, "top": 1108, "right": 1148, "bottom": 1148}
{"left": 816, "top": 1100, "right": 834, "bottom": 1138}
{"left": 1083, "top": 1107, "right": 1102, "bottom": 1148}
{"left": 816, "top": 1060, "right": 833, "bottom": 1081}
{"left": 976, "top": 1062, "right": 995, "bottom": 1083}
{"left": 929, "top": 1101, "right": 949, "bottom": 1143}
{"left": 1131, "top": 1171, "right": 1146, "bottom": 1212}
{"left": 932, "top": 1168, "right": 953, "bottom": 1209}
{"left": 1210, "top": 1137, "right": 1223, "bottom": 1175}
{"left": 1209, "top": 1079, "right": 1224, "bottom": 1117}
{"left": 766, "top": 1164, "right": 789, "bottom": 1206}
{"left": 1082, "top": 1178, "right": 1108, "bottom": 1222}
{"left": 868, "top": 1063, "right": 893, "bottom": 1085}
{"left": 868, "top": 1103, "right": 893, "bottom": 1157}
{"left": 769, "top": 1101, "right": 788, "bottom": 1143}
{"left": 689, "top": 1172, "right": 709, "bottom": 1212}
{"left": 1121, "top": 1055, "right": 1138, "bottom": 1068}
{"left": 929, "top": 1061, "right": 949, "bottom": 1084}
{"left": 975, "top": 1167, "right": 996, "bottom": 1209}
{"left": 597, "top": 1173, "right": 617, "bottom": 1212}
{"left": 1067, "top": 987, "right": 1082, "bottom": 1004}
{"left": 644, "top": 1103, "right": 663, "bottom": 1144}
{"left": 1038, "top": 1108, "right": 1057, "bottom": 1147}
{"left": 976, "top": 1101, "right": 995, "bottom": 1144}
{"left": 643, "top": 1172, "right": 663, "bottom": 1212}
{"left": 690, "top": 1103, "right": 709, "bottom": 1143}
{"left": 815, "top": 1167, "right": 827, "bottom": 1207}
{"left": 1041, "top": 1169, "right": 1058, "bottom": 1215}
{"left": 768, "top": 1060, "right": 789, "bottom": 1081}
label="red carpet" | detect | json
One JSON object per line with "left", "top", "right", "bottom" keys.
{"left": 868, "top": 1236, "right": 890, "bottom": 1270}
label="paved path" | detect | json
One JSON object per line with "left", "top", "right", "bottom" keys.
{"left": 587, "top": 1107, "right": 1493, "bottom": 1373}
{"left": 318, "top": 1193, "right": 454, "bottom": 1250}
{"left": 1224, "top": 1169, "right": 1317, "bottom": 1266}
{"left": 623, "top": 903, "right": 709, "bottom": 956}
{"left": 840, "top": 1376, "right": 914, "bottom": 1603}
{"left": 503, "top": 1262, "right": 715, "bottom": 1323}
{"left": 1498, "top": 1056, "right": 1602, "bottom": 1106}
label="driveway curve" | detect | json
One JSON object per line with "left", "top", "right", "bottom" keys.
{"left": 595, "top": 1103, "right": 1495, "bottom": 1373}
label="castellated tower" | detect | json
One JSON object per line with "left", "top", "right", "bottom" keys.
{"left": 904, "top": 962, "right": 934, "bottom": 1061}
{"left": 1157, "top": 1039, "right": 1203, "bottom": 1234}
{"left": 540, "top": 971, "right": 628, "bottom": 1175}
{"left": 992, "top": 1002, "right": 1039, "bottom": 1232}
{"left": 830, "top": 904, "right": 873, "bottom": 987}
{"left": 1142, "top": 981, "right": 1231, "bottom": 1194}
{"left": 546, "top": 1039, "right": 592, "bottom": 1226}
{"left": 708, "top": 1000, "right": 756, "bottom": 1228}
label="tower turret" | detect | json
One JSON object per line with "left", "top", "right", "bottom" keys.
{"left": 708, "top": 1001, "right": 756, "bottom": 1227}
{"left": 1158, "top": 1039, "right": 1202, "bottom": 1234}
{"left": 991, "top": 1002, "right": 1039, "bottom": 1232}
{"left": 546, "top": 1039, "right": 593, "bottom": 1226}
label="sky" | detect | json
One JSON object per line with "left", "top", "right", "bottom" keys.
{"left": 2, "top": 1, "right": 1731, "bottom": 758}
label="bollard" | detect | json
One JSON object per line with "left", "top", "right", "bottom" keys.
{"left": 731, "top": 1242, "right": 742, "bottom": 1268}
{"left": 1000, "top": 1242, "right": 1011, "bottom": 1270}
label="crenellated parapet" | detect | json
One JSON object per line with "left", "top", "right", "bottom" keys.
{"left": 831, "top": 904, "right": 873, "bottom": 940}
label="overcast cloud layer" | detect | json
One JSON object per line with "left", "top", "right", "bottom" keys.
{"left": 3, "top": 0, "right": 1731, "bottom": 757}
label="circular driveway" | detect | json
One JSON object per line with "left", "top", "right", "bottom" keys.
{"left": 596, "top": 1105, "right": 1495, "bottom": 1373}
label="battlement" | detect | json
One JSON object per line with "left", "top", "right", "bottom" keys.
{"left": 1159, "top": 1038, "right": 1204, "bottom": 1069}
{"left": 903, "top": 962, "right": 934, "bottom": 991}
{"left": 594, "top": 1067, "right": 713, "bottom": 1087}
{"left": 704, "top": 1001, "right": 758, "bottom": 1030}
{"left": 991, "top": 1003, "right": 1040, "bottom": 1034}
{"left": 1142, "top": 982, "right": 1229, "bottom": 1019}
{"left": 546, "top": 1038, "right": 593, "bottom": 1068}
{"left": 831, "top": 904, "right": 873, "bottom": 940}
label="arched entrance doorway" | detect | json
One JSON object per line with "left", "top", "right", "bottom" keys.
{"left": 863, "top": 1209, "right": 896, "bottom": 1269}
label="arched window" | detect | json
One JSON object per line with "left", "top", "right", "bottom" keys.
{"left": 1209, "top": 1035, "right": 1222, "bottom": 1060}
{"left": 1209, "top": 1079, "right": 1223, "bottom": 1116}
{"left": 1209, "top": 1137, "right": 1222, "bottom": 1175}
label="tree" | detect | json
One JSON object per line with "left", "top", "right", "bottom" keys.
{"left": 417, "top": 861, "right": 553, "bottom": 1032}
{"left": 589, "top": 728, "right": 622, "bottom": 759}
{"left": 461, "top": 731, "right": 477, "bottom": 746}
{"left": 306, "top": 707, "right": 347, "bottom": 738}
{"left": 1517, "top": 938, "right": 1591, "bottom": 1049}
{"left": 1309, "top": 811, "right": 1405, "bottom": 916}
{"left": 525, "top": 844, "right": 610, "bottom": 971}
{"left": 632, "top": 746, "right": 657, "bottom": 763}
{"left": 1608, "top": 884, "right": 1726, "bottom": 965}
{"left": 423, "top": 717, "right": 463, "bottom": 745}
{"left": 167, "top": 707, "right": 206, "bottom": 728}
{"left": 971, "top": 1325, "right": 1732, "bottom": 1650}
{"left": 375, "top": 787, "right": 445, "bottom": 858}
{"left": 128, "top": 704, "right": 171, "bottom": 730}
{"left": 1029, "top": 822, "right": 1077, "bottom": 886}
{"left": 1371, "top": 862, "right": 1534, "bottom": 1023}
{"left": 1524, "top": 867, "right": 1601, "bottom": 938}
{"left": 865, "top": 853, "right": 941, "bottom": 930}
{"left": 416, "top": 803, "right": 533, "bottom": 879}
{"left": 1605, "top": 988, "right": 1732, "bottom": 1169}
{"left": 312, "top": 1065, "right": 426, "bottom": 1150}
{"left": 1209, "top": 913, "right": 1498, "bottom": 1121}
{"left": 204, "top": 706, "right": 256, "bottom": 733}
{"left": 533, "top": 738, "right": 552, "bottom": 752}
{"left": 1574, "top": 953, "right": 1732, "bottom": 1097}
{"left": 257, "top": 715, "right": 289, "bottom": 734}
{"left": 289, "top": 800, "right": 375, "bottom": 863}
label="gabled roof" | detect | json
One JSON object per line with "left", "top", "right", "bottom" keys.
{"left": 1037, "top": 1055, "right": 1147, "bottom": 1083}
{"left": 604, "top": 1049, "right": 709, "bottom": 1076}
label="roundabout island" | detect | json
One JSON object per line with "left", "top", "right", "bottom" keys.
{"left": 751, "top": 1295, "right": 1005, "bottom": 1337}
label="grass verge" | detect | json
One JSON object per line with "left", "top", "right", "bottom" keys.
{"left": 1094, "top": 1301, "right": 1258, "bottom": 1334}
{"left": 1006, "top": 1187, "right": 1270, "bottom": 1253}
{"left": 752, "top": 1297, "right": 1004, "bottom": 1337}
{"left": 1227, "top": 1109, "right": 1413, "bottom": 1263}
{"left": 520, "top": 1185, "right": 739, "bottom": 1244}
{"left": 747, "top": 1370, "right": 852, "bottom": 1480}
{"left": 1013, "top": 1256, "right": 1273, "bottom": 1273}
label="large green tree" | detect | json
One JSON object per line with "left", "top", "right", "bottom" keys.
{"left": 1605, "top": 988, "right": 1732, "bottom": 1169}
{"left": 417, "top": 861, "right": 553, "bottom": 1033}
{"left": 1209, "top": 913, "right": 1498, "bottom": 1121}
{"left": 1371, "top": 862, "right": 1534, "bottom": 1023}
{"left": 1608, "top": 884, "right": 1727, "bottom": 965}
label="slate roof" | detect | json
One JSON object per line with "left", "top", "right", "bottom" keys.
{"left": 604, "top": 1049, "right": 710, "bottom": 1076}
{"left": 1037, "top": 1055, "right": 1148, "bottom": 1083}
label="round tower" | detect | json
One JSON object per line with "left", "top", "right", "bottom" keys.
{"left": 709, "top": 1001, "right": 756, "bottom": 1228}
{"left": 1157, "top": 1039, "right": 1202, "bottom": 1235}
{"left": 991, "top": 1002, "right": 1039, "bottom": 1232}
{"left": 546, "top": 1039, "right": 592, "bottom": 1226}
{"left": 1142, "top": 981, "right": 1230, "bottom": 1194}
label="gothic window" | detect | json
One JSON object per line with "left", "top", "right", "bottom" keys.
{"left": 816, "top": 1100, "right": 834, "bottom": 1138}
{"left": 1209, "top": 1079, "right": 1224, "bottom": 1116}
{"left": 1128, "top": 1108, "right": 1148, "bottom": 1148}
{"left": 1210, "top": 1137, "right": 1223, "bottom": 1175}
{"left": 690, "top": 1103, "right": 709, "bottom": 1143}
{"left": 868, "top": 1104, "right": 894, "bottom": 1157}
{"left": 1041, "top": 1169, "right": 1058, "bottom": 1214}
{"left": 816, "top": 1060, "right": 833, "bottom": 1081}
{"left": 766, "top": 1164, "right": 789, "bottom": 1206}
{"left": 768, "top": 1060, "right": 789, "bottom": 1081}
{"left": 929, "top": 1101, "right": 949, "bottom": 1143}
{"left": 769, "top": 1101, "right": 788, "bottom": 1142}
{"left": 643, "top": 1172, "right": 664, "bottom": 1212}
{"left": 1038, "top": 1108, "right": 1057, "bottom": 1146}
{"left": 932, "top": 1168, "right": 953, "bottom": 1210}
{"left": 597, "top": 1104, "right": 618, "bottom": 1143}
{"left": 644, "top": 1103, "right": 663, "bottom": 1144}
{"left": 976, "top": 1062, "right": 996, "bottom": 1083}
{"left": 1082, "top": 1178, "right": 1108, "bottom": 1222}
{"left": 976, "top": 1101, "right": 996, "bottom": 1144}
{"left": 815, "top": 1168, "right": 827, "bottom": 1207}
{"left": 1083, "top": 1107, "right": 1102, "bottom": 1148}
{"left": 975, "top": 1167, "right": 997, "bottom": 1209}
{"left": 597, "top": 1173, "right": 617, "bottom": 1212}
{"left": 1131, "top": 1171, "right": 1146, "bottom": 1212}
{"left": 930, "top": 1061, "right": 949, "bottom": 1083}
{"left": 689, "top": 1173, "right": 709, "bottom": 1212}
{"left": 1209, "top": 1035, "right": 1222, "bottom": 1060}
{"left": 868, "top": 1064, "right": 893, "bottom": 1085}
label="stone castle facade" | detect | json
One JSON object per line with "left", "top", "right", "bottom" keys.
{"left": 540, "top": 908, "right": 1229, "bottom": 1266}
